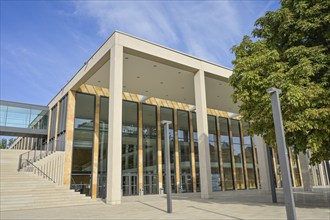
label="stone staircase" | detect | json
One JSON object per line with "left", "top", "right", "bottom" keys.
{"left": 0, "top": 149, "right": 100, "bottom": 211}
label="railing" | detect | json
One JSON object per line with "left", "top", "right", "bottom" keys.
{"left": 18, "top": 140, "right": 65, "bottom": 171}
{"left": 25, "top": 160, "right": 56, "bottom": 183}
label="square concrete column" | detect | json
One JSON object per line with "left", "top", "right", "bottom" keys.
{"left": 254, "top": 136, "right": 271, "bottom": 192}
{"left": 106, "top": 44, "right": 123, "bottom": 205}
{"left": 193, "top": 69, "right": 212, "bottom": 199}
{"left": 298, "top": 152, "right": 313, "bottom": 191}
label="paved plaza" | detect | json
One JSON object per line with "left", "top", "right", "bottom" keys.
{"left": 1, "top": 190, "right": 329, "bottom": 220}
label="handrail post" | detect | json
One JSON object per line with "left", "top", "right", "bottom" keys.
{"left": 18, "top": 155, "right": 22, "bottom": 171}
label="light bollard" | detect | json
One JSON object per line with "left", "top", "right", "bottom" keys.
{"left": 161, "top": 120, "right": 173, "bottom": 214}
{"left": 267, "top": 87, "right": 297, "bottom": 220}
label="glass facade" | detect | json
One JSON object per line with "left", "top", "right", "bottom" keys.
{"left": 177, "top": 110, "right": 192, "bottom": 193}
{"left": 208, "top": 115, "right": 221, "bottom": 191}
{"left": 142, "top": 104, "right": 158, "bottom": 194}
{"left": 242, "top": 122, "right": 257, "bottom": 189}
{"left": 67, "top": 91, "right": 309, "bottom": 198}
{"left": 98, "top": 97, "right": 109, "bottom": 198}
{"left": 161, "top": 107, "right": 176, "bottom": 193}
{"left": 219, "top": 117, "right": 234, "bottom": 190}
{"left": 122, "top": 101, "right": 139, "bottom": 196}
{"left": 231, "top": 119, "right": 245, "bottom": 190}
{"left": 192, "top": 112, "right": 200, "bottom": 192}
{"left": 71, "top": 93, "right": 95, "bottom": 196}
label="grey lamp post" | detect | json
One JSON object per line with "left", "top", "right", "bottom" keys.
{"left": 161, "top": 120, "right": 173, "bottom": 213}
{"left": 267, "top": 87, "right": 297, "bottom": 220}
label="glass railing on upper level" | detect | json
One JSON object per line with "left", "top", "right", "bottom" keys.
{"left": 0, "top": 100, "right": 49, "bottom": 130}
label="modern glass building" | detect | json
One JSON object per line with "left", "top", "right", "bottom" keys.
{"left": 9, "top": 32, "right": 330, "bottom": 204}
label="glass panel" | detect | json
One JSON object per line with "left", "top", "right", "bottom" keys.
{"left": 161, "top": 107, "right": 176, "bottom": 193}
{"left": 290, "top": 148, "right": 302, "bottom": 187}
{"left": 219, "top": 117, "right": 234, "bottom": 190}
{"left": 71, "top": 93, "right": 95, "bottom": 196}
{"left": 122, "top": 101, "right": 138, "bottom": 196}
{"left": 242, "top": 122, "right": 257, "bottom": 189}
{"left": 177, "top": 110, "right": 192, "bottom": 193}
{"left": 231, "top": 119, "right": 245, "bottom": 189}
{"left": 208, "top": 115, "right": 221, "bottom": 191}
{"left": 192, "top": 112, "right": 200, "bottom": 192}
{"left": 142, "top": 104, "right": 158, "bottom": 194}
{"left": 98, "top": 97, "right": 109, "bottom": 198}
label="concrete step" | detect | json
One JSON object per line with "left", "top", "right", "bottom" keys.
{"left": 1, "top": 199, "right": 99, "bottom": 211}
{"left": 1, "top": 195, "right": 91, "bottom": 204}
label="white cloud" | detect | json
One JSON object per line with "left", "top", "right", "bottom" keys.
{"left": 72, "top": 1, "right": 279, "bottom": 68}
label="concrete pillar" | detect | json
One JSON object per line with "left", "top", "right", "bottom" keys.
{"left": 53, "top": 103, "right": 60, "bottom": 151}
{"left": 106, "top": 43, "right": 123, "bottom": 205}
{"left": 63, "top": 91, "right": 76, "bottom": 187}
{"left": 193, "top": 69, "right": 212, "bottom": 199}
{"left": 254, "top": 136, "right": 271, "bottom": 192}
{"left": 298, "top": 152, "right": 313, "bottom": 191}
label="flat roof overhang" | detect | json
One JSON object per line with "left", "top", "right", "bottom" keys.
{"left": 0, "top": 126, "right": 47, "bottom": 138}
{"left": 49, "top": 31, "right": 239, "bottom": 113}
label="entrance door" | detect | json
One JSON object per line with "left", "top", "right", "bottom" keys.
{"left": 143, "top": 174, "right": 158, "bottom": 194}
{"left": 181, "top": 173, "right": 192, "bottom": 193}
{"left": 162, "top": 173, "right": 176, "bottom": 193}
{"left": 122, "top": 173, "right": 138, "bottom": 196}
{"left": 97, "top": 173, "right": 107, "bottom": 199}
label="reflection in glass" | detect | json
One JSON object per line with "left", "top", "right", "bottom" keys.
{"left": 192, "top": 112, "right": 200, "bottom": 192}
{"left": 98, "top": 97, "right": 108, "bottom": 198}
{"left": 290, "top": 147, "right": 302, "bottom": 187}
{"left": 71, "top": 93, "right": 95, "bottom": 196}
{"left": 219, "top": 117, "right": 234, "bottom": 190}
{"left": 231, "top": 119, "right": 245, "bottom": 189}
{"left": 208, "top": 115, "right": 221, "bottom": 191}
{"left": 142, "top": 104, "right": 158, "bottom": 194}
{"left": 177, "top": 110, "right": 192, "bottom": 193}
{"left": 161, "top": 107, "right": 176, "bottom": 193}
{"left": 122, "top": 101, "right": 138, "bottom": 196}
{"left": 242, "top": 122, "right": 257, "bottom": 189}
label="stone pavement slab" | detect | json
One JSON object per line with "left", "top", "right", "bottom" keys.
{"left": 1, "top": 191, "right": 329, "bottom": 220}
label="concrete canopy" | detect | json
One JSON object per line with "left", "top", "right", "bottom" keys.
{"left": 49, "top": 32, "right": 239, "bottom": 114}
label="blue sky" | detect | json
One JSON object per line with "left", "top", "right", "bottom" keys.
{"left": 1, "top": 0, "right": 280, "bottom": 106}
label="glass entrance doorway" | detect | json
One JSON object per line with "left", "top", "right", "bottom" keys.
{"left": 143, "top": 174, "right": 158, "bottom": 194}
{"left": 181, "top": 173, "right": 193, "bottom": 193}
{"left": 122, "top": 173, "right": 138, "bottom": 196}
{"left": 163, "top": 173, "right": 177, "bottom": 193}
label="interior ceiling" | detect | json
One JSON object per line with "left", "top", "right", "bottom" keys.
{"left": 85, "top": 52, "right": 239, "bottom": 113}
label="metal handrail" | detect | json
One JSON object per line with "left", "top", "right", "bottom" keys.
{"left": 25, "top": 160, "right": 56, "bottom": 183}
{"left": 18, "top": 140, "right": 65, "bottom": 171}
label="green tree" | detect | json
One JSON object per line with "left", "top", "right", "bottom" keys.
{"left": 229, "top": 0, "right": 330, "bottom": 164}
{"left": 1, "top": 139, "right": 7, "bottom": 149}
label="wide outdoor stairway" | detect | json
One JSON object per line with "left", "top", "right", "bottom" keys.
{"left": 0, "top": 149, "right": 100, "bottom": 211}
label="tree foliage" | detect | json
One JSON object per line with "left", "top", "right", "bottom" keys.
{"left": 229, "top": 0, "right": 330, "bottom": 164}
